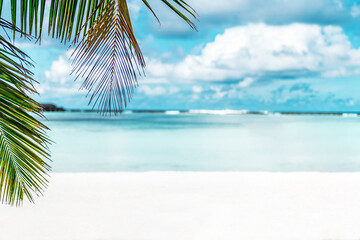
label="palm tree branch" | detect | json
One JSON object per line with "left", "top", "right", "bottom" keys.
{"left": 71, "top": 0, "right": 143, "bottom": 113}
{"left": 0, "top": 19, "right": 50, "bottom": 206}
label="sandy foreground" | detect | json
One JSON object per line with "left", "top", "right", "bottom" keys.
{"left": 1, "top": 172, "right": 360, "bottom": 240}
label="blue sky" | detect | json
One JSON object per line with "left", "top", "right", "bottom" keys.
{"left": 12, "top": 0, "right": 360, "bottom": 111}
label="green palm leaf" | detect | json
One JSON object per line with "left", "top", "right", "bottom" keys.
{"left": 0, "top": 19, "right": 50, "bottom": 206}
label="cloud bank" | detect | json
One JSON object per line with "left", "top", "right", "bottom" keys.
{"left": 145, "top": 23, "right": 360, "bottom": 84}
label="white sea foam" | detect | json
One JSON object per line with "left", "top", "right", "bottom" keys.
{"left": 165, "top": 111, "right": 180, "bottom": 115}
{"left": 342, "top": 113, "right": 358, "bottom": 117}
{"left": 188, "top": 109, "right": 248, "bottom": 115}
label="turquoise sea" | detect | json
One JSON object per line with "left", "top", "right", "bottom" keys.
{"left": 44, "top": 111, "right": 360, "bottom": 172}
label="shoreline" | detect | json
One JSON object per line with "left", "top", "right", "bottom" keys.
{"left": 1, "top": 171, "right": 360, "bottom": 240}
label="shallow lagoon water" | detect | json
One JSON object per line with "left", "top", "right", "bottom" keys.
{"left": 43, "top": 112, "right": 360, "bottom": 172}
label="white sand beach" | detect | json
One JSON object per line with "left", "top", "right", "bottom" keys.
{"left": 1, "top": 172, "right": 360, "bottom": 240}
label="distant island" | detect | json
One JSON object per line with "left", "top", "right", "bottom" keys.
{"left": 41, "top": 104, "right": 65, "bottom": 112}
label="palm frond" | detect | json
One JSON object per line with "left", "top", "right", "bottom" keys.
{"left": 142, "top": 0, "right": 199, "bottom": 31}
{"left": 0, "top": 19, "right": 50, "bottom": 206}
{"left": 1, "top": 0, "right": 198, "bottom": 41}
{"left": 71, "top": 0, "right": 144, "bottom": 113}
{"left": 48, "top": 0, "right": 111, "bottom": 43}
{"left": 6, "top": 0, "right": 47, "bottom": 38}
{"left": 0, "top": 0, "right": 105, "bottom": 43}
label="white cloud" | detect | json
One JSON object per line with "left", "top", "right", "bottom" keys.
{"left": 138, "top": 85, "right": 167, "bottom": 96}
{"left": 351, "top": 4, "right": 360, "bottom": 17}
{"left": 128, "top": 1, "right": 141, "bottom": 20}
{"left": 65, "top": 49, "right": 76, "bottom": 58}
{"left": 191, "top": 86, "right": 203, "bottom": 101}
{"left": 137, "top": 85, "right": 180, "bottom": 96}
{"left": 192, "top": 86, "right": 203, "bottom": 93}
{"left": 37, "top": 84, "right": 84, "bottom": 96}
{"left": 210, "top": 86, "right": 227, "bottom": 100}
{"left": 139, "top": 76, "right": 169, "bottom": 84}
{"left": 145, "top": 23, "right": 360, "bottom": 83}
{"left": 44, "top": 56, "right": 72, "bottom": 84}
{"left": 238, "top": 77, "right": 256, "bottom": 88}
{"left": 168, "top": 86, "right": 180, "bottom": 94}
{"left": 40, "top": 54, "right": 88, "bottom": 97}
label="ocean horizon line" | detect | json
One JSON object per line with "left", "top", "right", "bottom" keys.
{"left": 42, "top": 108, "right": 360, "bottom": 116}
